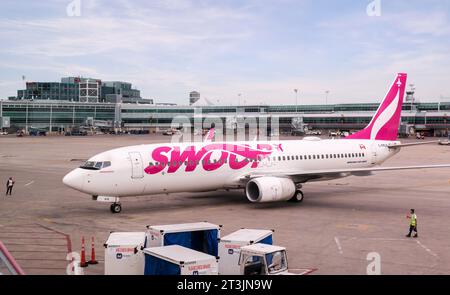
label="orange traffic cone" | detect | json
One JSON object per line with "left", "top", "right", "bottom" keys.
{"left": 89, "top": 236, "right": 98, "bottom": 265}
{"left": 80, "top": 236, "right": 88, "bottom": 268}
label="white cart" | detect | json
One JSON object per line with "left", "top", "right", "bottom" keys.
{"left": 104, "top": 232, "right": 146, "bottom": 275}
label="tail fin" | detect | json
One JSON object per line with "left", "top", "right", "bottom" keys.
{"left": 203, "top": 127, "right": 215, "bottom": 142}
{"left": 346, "top": 73, "right": 407, "bottom": 141}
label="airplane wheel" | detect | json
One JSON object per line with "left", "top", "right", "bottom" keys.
{"left": 289, "top": 190, "right": 304, "bottom": 203}
{"left": 111, "top": 203, "right": 122, "bottom": 213}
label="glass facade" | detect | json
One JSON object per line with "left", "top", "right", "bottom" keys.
{"left": 1, "top": 100, "right": 449, "bottom": 132}
{"left": 17, "top": 82, "right": 79, "bottom": 101}
{"left": 15, "top": 77, "right": 147, "bottom": 104}
{"left": 0, "top": 101, "right": 116, "bottom": 131}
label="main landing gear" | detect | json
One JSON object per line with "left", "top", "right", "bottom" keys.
{"left": 289, "top": 190, "right": 304, "bottom": 203}
{"left": 289, "top": 184, "right": 304, "bottom": 203}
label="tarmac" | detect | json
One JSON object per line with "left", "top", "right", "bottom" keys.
{"left": 0, "top": 134, "right": 449, "bottom": 275}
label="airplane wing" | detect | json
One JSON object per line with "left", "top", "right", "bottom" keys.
{"left": 237, "top": 164, "right": 450, "bottom": 184}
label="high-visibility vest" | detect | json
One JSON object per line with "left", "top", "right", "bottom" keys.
{"left": 410, "top": 214, "right": 417, "bottom": 226}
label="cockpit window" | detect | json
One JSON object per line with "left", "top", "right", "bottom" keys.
{"left": 80, "top": 161, "right": 112, "bottom": 170}
{"left": 80, "top": 161, "right": 97, "bottom": 169}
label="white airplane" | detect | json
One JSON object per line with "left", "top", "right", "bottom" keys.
{"left": 63, "top": 73, "right": 450, "bottom": 213}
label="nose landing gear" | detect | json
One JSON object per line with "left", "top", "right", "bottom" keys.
{"left": 110, "top": 203, "right": 122, "bottom": 214}
{"left": 94, "top": 196, "right": 122, "bottom": 213}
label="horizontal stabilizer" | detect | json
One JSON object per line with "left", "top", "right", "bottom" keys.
{"left": 388, "top": 140, "right": 442, "bottom": 149}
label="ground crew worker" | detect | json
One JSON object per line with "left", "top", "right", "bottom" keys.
{"left": 6, "top": 177, "right": 15, "bottom": 196}
{"left": 406, "top": 209, "right": 418, "bottom": 238}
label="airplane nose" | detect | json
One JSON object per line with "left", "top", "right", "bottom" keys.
{"left": 63, "top": 169, "right": 85, "bottom": 191}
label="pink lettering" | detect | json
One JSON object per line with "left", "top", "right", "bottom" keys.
{"left": 143, "top": 144, "right": 274, "bottom": 175}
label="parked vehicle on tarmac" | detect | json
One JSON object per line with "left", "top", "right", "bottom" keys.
{"left": 416, "top": 132, "right": 425, "bottom": 140}
{"left": 305, "top": 130, "right": 322, "bottom": 136}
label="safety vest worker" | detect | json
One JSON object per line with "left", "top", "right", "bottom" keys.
{"left": 406, "top": 209, "right": 418, "bottom": 238}
{"left": 410, "top": 213, "right": 417, "bottom": 226}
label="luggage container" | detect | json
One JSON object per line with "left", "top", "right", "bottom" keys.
{"left": 104, "top": 232, "right": 146, "bottom": 275}
{"left": 146, "top": 222, "right": 221, "bottom": 256}
{"left": 218, "top": 228, "right": 273, "bottom": 275}
{"left": 143, "top": 245, "right": 219, "bottom": 275}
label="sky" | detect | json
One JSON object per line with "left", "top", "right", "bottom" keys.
{"left": 0, "top": 0, "right": 450, "bottom": 105}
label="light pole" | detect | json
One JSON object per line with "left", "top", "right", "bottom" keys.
{"left": 325, "top": 90, "right": 330, "bottom": 105}
{"left": 294, "top": 89, "right": 298, "bottom": 113}
{"left": 238, "top": 93, "right": 242, "bottom": 106}
{"left": 409, "top": 84, "right": 415, "bottom": 112}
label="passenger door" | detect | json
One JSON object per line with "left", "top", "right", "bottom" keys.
{"left": 129, "top": 152, "right": 144, "bottom": 179}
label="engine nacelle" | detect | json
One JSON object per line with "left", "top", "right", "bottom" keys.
{"left": 246, "top": 177, "right": 296, "bottom": 203}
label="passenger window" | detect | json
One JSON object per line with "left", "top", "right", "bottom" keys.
{"left": 321, "top": 155, "right": 324, "bottom": 159}
{"left": 296, "top": 155, "right": 299, "bottom": 160}
{"left": 282, "top": 156, "right": 286, "bottom": 161}
{"left": 278, "top": 156, "right": 281, "bottom": 161}
{"left": 308, "top": 155, "right": 311, "bottom": 160}
{"left": 287, "top": 156, "right": 290, "bottom": 161}
{"left": 313, "top": 155, "right": 316, "bottom": 159}
{"left": 300, "top": 156, "right": 303, "bottom": 160}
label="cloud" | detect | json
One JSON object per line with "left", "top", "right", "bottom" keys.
{"left": 1, "top": 1, "right": 450, "bottom": 104}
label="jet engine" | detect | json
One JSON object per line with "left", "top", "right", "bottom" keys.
{"left": 245, "top": 177, "right": 296, "bottom": 203}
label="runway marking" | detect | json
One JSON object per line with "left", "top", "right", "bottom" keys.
{"left": 24, "top": 181, "right": 34, "bottom": 186}
{"left": 350, "top": 237, "right": 408, "bottom": 241}
{"left": 334, "top": 236, "right": 343, "bottom": 255}
{"left": 416, "top": 240, "right": 438, "bottom": 258}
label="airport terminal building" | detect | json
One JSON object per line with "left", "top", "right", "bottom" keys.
{"left": 1, "top": 99, "right": 449, "bottom": 136}
{"left": 1, "top": 77, "right": 449, "bottom": 136}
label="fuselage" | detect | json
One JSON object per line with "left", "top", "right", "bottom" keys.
{"left": 63, "top": 138, "right": 400, "bottom": 197}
